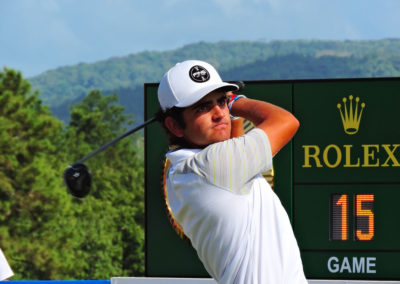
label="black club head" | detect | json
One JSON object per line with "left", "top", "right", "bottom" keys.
{"left": 64, "top": 163, "right": 92, "bottom": 198}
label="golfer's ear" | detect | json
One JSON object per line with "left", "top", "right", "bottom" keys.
{"left": 165, "top": 116, "right": 184, "bottom": 137}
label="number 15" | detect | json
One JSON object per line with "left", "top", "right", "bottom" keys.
{"left": 331, "top": 194, "right": 374, "bottom": 241}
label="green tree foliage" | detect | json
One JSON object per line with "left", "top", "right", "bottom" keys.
{"left": 0, "top": 68, "right": 65, "bottom": 278}
{"left": 62, "top": 90, "right": 145, "bottom": 277}
{"left": 0, "top": 69, "right": 144, "bottom": 279}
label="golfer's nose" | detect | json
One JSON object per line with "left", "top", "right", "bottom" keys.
{"left": 212, "top": 104, "right": 224, "bottom": 120}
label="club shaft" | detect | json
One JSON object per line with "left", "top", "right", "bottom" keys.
{"left": 76, "top": 117, "right": 156, "bottom": 164}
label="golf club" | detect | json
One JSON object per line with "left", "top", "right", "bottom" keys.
{"left": 64, "top": 117, "right": 156, "bottom": 198}
{"left": 63, "top": 81, "right": 245, "bottom": 198}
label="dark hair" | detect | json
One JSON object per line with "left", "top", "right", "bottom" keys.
{"left": 155, "top": 106, "right": 186, "bottom": 147}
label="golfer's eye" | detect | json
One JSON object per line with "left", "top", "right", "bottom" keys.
{"left": 196, "top": 104, "right": 211, "bottom": 113}
{"left": 217, "top": 97, "right": 228, "bottom": 108}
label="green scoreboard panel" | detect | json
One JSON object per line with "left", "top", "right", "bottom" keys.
{"left": 145, "top": 78, "right": 400, "bottom": 280}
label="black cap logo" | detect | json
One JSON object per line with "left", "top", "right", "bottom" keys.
{"left": 189, "top": 65, "right": 210, "bottom": 83}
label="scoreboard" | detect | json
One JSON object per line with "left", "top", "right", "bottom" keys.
{"left": 144, "top": 78, "right": 400, "bottom": 280}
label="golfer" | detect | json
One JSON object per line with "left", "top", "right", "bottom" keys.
{"left": 157, "top": 60, "right": 307, "bottom": 283}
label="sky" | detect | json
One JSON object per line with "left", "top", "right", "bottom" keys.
{"left": 1, "top": 0, "right": 400, "bottom": 78}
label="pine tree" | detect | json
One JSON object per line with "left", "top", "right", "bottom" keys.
{"left": 0, "top": 70, "right": 144, "bottom": 279}
{"left": 0, "top": 68, "right": 65, "bottom": 279}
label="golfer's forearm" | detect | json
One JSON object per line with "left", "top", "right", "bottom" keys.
{"left": 230, "top": 117, "right": 244, "bottom": 138}
{"left": 230, "top": 97, "right": 299, "bottom": 155}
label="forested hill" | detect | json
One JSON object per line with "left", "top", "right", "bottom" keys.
{"left": 29, "top": 39, "right": 400, "bottom": 123}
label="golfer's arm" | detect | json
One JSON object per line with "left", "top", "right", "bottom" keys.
{"left": 230, "top": 117, "right": 245, "bottom": 138}
{"left": 230, "top": 97, "right": 299, "bottom": 156}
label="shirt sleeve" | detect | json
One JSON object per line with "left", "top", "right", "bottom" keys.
{"left": 180, "top": 128, "right": 273, "bottom": 194}
{"left": 0, "top": 249, "right": 13, "bottom": 280}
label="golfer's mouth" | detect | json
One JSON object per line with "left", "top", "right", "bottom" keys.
{"left": 213, "top": 122, "right": 229, "bottom": 129}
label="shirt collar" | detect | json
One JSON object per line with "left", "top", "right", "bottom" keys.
{"left": 166, "top": 148, "right": 202, "bottom": 165}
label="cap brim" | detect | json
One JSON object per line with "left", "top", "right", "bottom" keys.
{"left": 175, "top": 82, "right": 239, "bottom": 108}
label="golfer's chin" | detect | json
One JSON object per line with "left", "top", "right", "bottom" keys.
{"left": 209, "top": 129, "right": 230, "bottom": 143}
{"left": 186, "top": 127, "right": 231, "bottom": 148}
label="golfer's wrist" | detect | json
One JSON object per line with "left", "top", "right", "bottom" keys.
{"left": 228, "top": 94, "right": 246, "bottom": 120}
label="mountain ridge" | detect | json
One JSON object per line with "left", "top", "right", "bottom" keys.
{"left": 29, "top": 39, "right": 400, "bottom": 124}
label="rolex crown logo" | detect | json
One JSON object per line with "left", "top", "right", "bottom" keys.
{"left": 337, "top": 95, "right": 365, "bottom": 135}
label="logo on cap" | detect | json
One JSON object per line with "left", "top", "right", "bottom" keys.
{"left": 189, "top": 65, "right": 210, "bottom": 83}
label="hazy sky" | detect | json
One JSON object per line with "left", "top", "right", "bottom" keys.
{"left": 1, "top": 0, "right": 399, "bottom": 77}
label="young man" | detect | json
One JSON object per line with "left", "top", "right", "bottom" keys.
{"left": 157, "top": 60, "right": 307, "bottom": 283}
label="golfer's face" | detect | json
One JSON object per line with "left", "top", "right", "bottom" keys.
{"left": 182, "top": 91, "right": 231, "bottom": 147}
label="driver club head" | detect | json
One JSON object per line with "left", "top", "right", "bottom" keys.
{"left": 64, "top": 163, "right": 92, "bottom": 198}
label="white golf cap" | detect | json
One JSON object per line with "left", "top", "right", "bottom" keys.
{"left": 158, "top": 60, "right": 239, "bottom": 111}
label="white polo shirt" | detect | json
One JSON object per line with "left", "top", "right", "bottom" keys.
{"left": 165, "top": 128, "right": 307, "bottom": 284}
{"left": 0, "top": 249, "right": 13, "bottom": 280}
